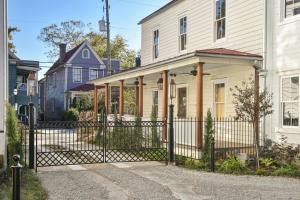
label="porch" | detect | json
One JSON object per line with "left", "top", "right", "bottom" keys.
{"left": 90, "top": 49, "right": 262, "bottom": 151}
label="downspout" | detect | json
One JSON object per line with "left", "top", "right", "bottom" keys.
{"left": 262, "top": 0, "right": 268, "bottom": 143}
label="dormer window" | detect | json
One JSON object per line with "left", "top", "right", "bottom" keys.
{"left": 285, "top": 0, "right": 300, "bottom": 18}
{"left": 82, "top": 48, "right": 90, "bottom": 59}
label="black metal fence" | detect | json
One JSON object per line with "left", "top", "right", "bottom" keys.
{"left": 174, "top": 118, "right": 258, "bottom": 161}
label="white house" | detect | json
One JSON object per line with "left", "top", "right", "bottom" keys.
{"left": 266, "top": 0, "right": 300, "bottom": 145}
{"left": 0, "top": 0, "right": 8, "bottom": 171}
{"left": 91, "top": 0, "right": 265, "bottom": 149}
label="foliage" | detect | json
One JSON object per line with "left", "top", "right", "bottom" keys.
{"left": 0, "top": 168, "right": 47, "bottom": 200}
{"left": 218, "top": 156, "right": 246, "bottom": 174}
{"left": 202, "top": 110, "right": 214, "bottom": 165}
{"left": 133, "top": 111, "right": 144, "bottom": 149}
{"left": 151, "top": 105, "right": 160, "bottom": 148}
{"left": 38, "top": 20, "right": 136, "bottom": 68}
{"left": 260, "top": 135, "right": 299, "bottom": 166}
{"left": 272, "top": 165, "right": 300, "bottom": 177}
{"left": 8, "top": 26, "right": 20, "bottom": 53}
{"left": 124, "top": 88, "right": 136, "bottom": 115}
{"left": 72, "top": 95, "right": 93, "bottom": 112}
{"left": 6, "top": 104, "right": 23, "bottom": 174}
{"left": 259, "top": 158, "right": 276, "bottom": 169}
{"left": 62, "top": 108, "right": 79, "bottom": 121}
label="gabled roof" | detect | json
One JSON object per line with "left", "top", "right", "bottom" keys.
{"left": 46, "top": 42, "right": 84, "bottom": 75}
{"left": 138, "top": 0, "right": 179, "bottom": 25}
{"left": 69, "top": 84, "right": 104, "bottom": 92}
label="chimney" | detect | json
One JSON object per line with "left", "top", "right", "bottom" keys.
{"left": 135, "top": 57, "right": 141, "bottom": 67}
{"left": 59, "top": 43, "right": 67, "bottom": 63}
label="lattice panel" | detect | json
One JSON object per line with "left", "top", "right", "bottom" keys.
{"left": 105, "top": 148, "right": 167, "bottom": 163}
{"left": 36, "top": 150, "right": 104, "bottom": 167}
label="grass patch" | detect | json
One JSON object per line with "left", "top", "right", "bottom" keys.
{"left": 0, "top": 168, "right": 47, "bottom": 200}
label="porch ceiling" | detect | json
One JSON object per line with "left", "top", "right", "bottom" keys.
{"left": 89, "top": 53, "right": 259, "bottom": 86}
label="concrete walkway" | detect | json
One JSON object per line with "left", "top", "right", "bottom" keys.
{"left": 37, "top": 162, "right": 300, "bottom": 200}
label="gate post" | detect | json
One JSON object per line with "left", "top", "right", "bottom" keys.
{"left": 168, "top": 104, "right": 174, "bottom": 164}
{"left": 11, "top": 155, "right": 22, "bottom": 200}
{"left": 28, "top": 103, "right": 35, "bottom": 169}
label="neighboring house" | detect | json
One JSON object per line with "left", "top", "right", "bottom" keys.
{"left": 8, "top": 52, "right": 39, "bottom": 123}
{"left": 43, "top": 41, "right": 120, "bottom": 120}
{"left": 0, "top": 0, "right": 7, "bottom": 171}
{"left": 266, "top": 0, "right": 300, "bottom": 145}
{"left": 90, "top": 0, "right": 264, "bottom": 147}
{"left": 38, "top": 78, "right": 46, "bottom": 120}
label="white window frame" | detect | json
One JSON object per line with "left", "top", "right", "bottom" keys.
{"left": 89, "top": 68, "right": 98, "bottom": 80}
{"left": 214, "top": 0, "right": 226, "bottom": 41}
{"left": 280, "top": 75, "right": 300, "bottom": 128}
{"left": 153, "top": 29, "right": 159, "bottom": 60}
{"left": 82, "top": 48, "right": 90, "bottom": 59}
{"left": 212, "top": 79, "right": 227, "bottom": 118}
{"left": 72, "top": 67, "right": 82, "bottom": 83}
{"left": 179, "top": 16, "right": 187, "bottom": 52}
{"left": 284, "top": 0, "right": 300, "bottom": 19}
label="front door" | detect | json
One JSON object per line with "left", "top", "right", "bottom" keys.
{"left": 177, "top": 87, "right": 187, "bottom": 119}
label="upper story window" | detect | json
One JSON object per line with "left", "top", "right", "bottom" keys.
{"left": 215, "top": 0, "right": 226, "bottom": 40}
{"left": 179, "top": 16, "right": 187, "bottom": 51}
{"left": 53, "top": 72, "right": 57, "bottom": 87}
{"left": 285, "top": 0, "right": 300, "bottom": 18}
{"left": 73, "top": 67, "right": 82, "bottom": 83}
{"left": 89, "top": 68, "right": 98, "bottom": 80}
{"left": 82, "top": 48, "right": 90, "bottom": 59}
{"left": 153, "top": 29, "right": 159, "bottom": 59}
{"left": 281, "top": 76, "right": 299, "bottom": 127}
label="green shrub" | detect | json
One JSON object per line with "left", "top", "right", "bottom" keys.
{"left": 218, "top": 156, "right": 246, "bottom": 174}
{"left": 203, "top": 110, "right": 214, "bottom": 165}
{"left": 272, "top": 165, "right": 300, "bottom": 177}
{"left": 62, "top": 108, "right": 79, "bottom": 121}
{"left": 151, "top": 105, "right": 160, "bottom": 148}
{"left": 6, "top": 104, "right": 23, "bottom": 174}
{"left": 259, "top": 158, "right": 276, "bottom": 169}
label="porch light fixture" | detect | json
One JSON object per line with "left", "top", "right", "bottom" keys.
{"left": 157, "top": 74, "right": 163, "bottom": 90}
{"left": 170, "top": 78, "right": 176, "bottom": 102}
{"left": 27, "top": 72, "right": 37, "bottom": 97}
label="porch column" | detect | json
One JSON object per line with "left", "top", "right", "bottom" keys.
{"left": 162, "top": 70, "right": 168, "bottom": 141}
{"left": 93, "top": 85, "right": 98, "bottom": 121}
{"left": 105, "top": 83, "right": 109, "bottom": 114}
{"left": 138, "top": 76, "right": 144, "bottom": 117}
{"left": 196, "top": 62, "right": 204, "bottom": 149}
{"left": 119, "top": 80, "right": 124, "bottom": 117}
{"left": 254, "top": 68, "right": 260, "bottom": 146}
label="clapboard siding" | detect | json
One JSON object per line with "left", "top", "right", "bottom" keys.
{"left": 140, "top": 0, "right": 264, "bottom": 66}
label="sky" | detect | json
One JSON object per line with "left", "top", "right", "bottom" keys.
{"left": 8, "top": 0, "right": 168, "bottom": 77}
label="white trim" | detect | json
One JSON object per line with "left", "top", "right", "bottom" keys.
{"left": 152, "top": 28, "right": 160, "bottom": 61}
{"left": 89, "top": 68, "right": 99, "bottom": 80}
{"left": 178, "top": 15, "right": 188, "bottom": 53}
{"left": 280, "top": 75, "right": 300, "bottom": 128}
{"left": 82, "top": 48, "right": 90, "bottom": 59}
{"left": 213, "top": 0, "right": 227, "bottom": 42}
{"left": 72, "top": 67, "right": 83, "bottom": 83}
{"left": 212, "top": 78, "right": 227, "bottom": 118}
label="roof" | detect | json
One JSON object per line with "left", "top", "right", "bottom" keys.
{"left": 69, "top": 84, "right": 104, "bottom": 92}
{"left": 195, "top": 48, "right": 262, "bottom": 58}
{"left": 138, "top": 0, "right": 179, "bottom": 25}
{"left": 46, "top": 42, "right": 84, "bottom": 75}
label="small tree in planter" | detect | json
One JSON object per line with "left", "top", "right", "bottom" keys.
{"left": 203, "top": 110, "right": 214, "bottom": 166}
{"left": 230, "top": 77, "right": 273, "bottom": 168}
{"left": 151, "top": 105, "right": 160, "bottom": 148}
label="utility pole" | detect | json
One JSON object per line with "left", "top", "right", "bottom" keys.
{"left": 104, "top": 0, "right": 112, "bottom": 75}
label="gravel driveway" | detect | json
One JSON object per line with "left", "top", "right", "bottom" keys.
{"left": 37, "top": 162, "right": 300, "bottom": 200}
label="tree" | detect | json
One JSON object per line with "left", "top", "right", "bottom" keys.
{"left": 8, "top": 26, "right": 20, "bottom": 53}
{"left": 203, "top": 110, "right": 214, "bottom": 165}
{"left": 230, "top": 77, "right": 273, "bottom": 168}
{"left": 38, "top": 20, "right": 136, "bottom": 68}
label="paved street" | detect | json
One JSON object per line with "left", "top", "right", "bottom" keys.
{"left": 37, "top": 162, "right": 300, "bottom": 200}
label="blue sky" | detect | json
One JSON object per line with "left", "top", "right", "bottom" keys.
{"left": 8, "top": 0, "right": 168, "bottom": 76}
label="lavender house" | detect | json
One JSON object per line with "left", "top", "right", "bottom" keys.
{"left": 43, "top": 41, "right": 120, "bottom": 120}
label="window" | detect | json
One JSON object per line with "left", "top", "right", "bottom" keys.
{"left": 152, "top": 90, "right": 158, "bottom": 114}
{"left": 73, "top": 68, "right": 82, "bottom": 83}
{"left": 177, "top": 87, "right": 187, "bottom": 118}
{"left": 16, "top": 75, "right": 25, "bottom": 85}
{"left": 179, "top": 17, "right": 187, "bottom": 51}
{"left": 214, "top": 83, "right": 225, "bottom": 118}
{"left": 89, "top": 68, "right": 98, "bottom": 80}
{"left": 281, "top": 76, "right": 299, "bottom": 127}
{"left": 215, "top": 0, "right": 226, "bottom": 40}
{"left": 285, "top": 0, "right": 300, "bottom": 18}
{"left": 53, "top": 72, "right": 57, "bottom": 87}
{"left": 82, "top": 48, "right": 90, "bottom": 59}
{"left": 153, "top": 29, "right": 159, "bottom": 59}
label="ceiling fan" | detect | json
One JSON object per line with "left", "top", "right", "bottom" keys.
{"left": 180, "top": 65, "right": 211, "bottom": 76}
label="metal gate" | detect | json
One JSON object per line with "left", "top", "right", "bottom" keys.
{"left": 35, "top": 120, "right": 167, "bottom": 168}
